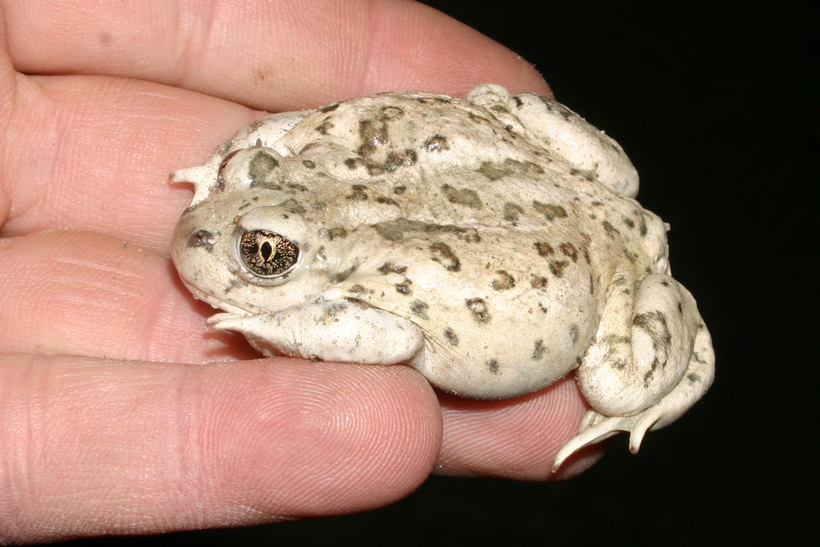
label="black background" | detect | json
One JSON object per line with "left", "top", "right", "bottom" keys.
{"left": 74, "top": 1, "right": 815, "bottom": 545}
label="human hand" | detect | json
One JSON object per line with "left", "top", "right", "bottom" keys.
{"left": 0, "top": 0, "right": 597, "bottom": 542}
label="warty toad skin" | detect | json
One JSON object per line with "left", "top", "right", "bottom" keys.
{"left": 171, "top": 84, "right": 715, "bottom": 470}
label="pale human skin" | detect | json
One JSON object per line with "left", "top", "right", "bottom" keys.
{"left": 0, "top": 0, "right": 597, "bottom": 542}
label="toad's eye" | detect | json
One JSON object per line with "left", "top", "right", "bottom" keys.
{"left": 239, "top": 230, "right": 299, "bottom": 277}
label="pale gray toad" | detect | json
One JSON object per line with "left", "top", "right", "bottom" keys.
{"left": 171, "top": 84, "right": 714, "bottom": 470}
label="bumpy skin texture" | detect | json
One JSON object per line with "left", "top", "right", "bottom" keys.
{"left": 171, "top": 85, "right": 714, "bottom": 470}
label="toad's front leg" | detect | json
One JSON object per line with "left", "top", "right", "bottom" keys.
{"left": 552, "top": 271, "right": 714, "bottom": 471}
{"left": 208, "top": 300, "right": 425, "bottom": 364}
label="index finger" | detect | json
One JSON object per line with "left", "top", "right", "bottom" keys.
{"left": 5, "top": 0, "right": 550, "bottom": 110}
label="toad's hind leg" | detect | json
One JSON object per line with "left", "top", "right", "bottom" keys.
{"left": 552, "top": 272, "right": 714, "bottom": 471}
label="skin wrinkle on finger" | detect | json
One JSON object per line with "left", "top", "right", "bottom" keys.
{"left": 0, "top": 75, "right": 58, "bottom": 231}
{"left": 0, "top": 355, "right": 441, "bottom": 540}
{"left": 437, "top": 377, "right": 597, "bottom": 480}
{"left": 3, "top": 0, "right": 550, "bottom": 110}
{"left": 0, "top": 4, "right": 16, "bottom": 112}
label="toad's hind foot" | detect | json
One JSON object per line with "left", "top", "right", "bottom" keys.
{"left": 551, "top": 408, "right": 660, "bottom": 472}
{"left": 551, "top": 317, "right": 714, "bottom": 472}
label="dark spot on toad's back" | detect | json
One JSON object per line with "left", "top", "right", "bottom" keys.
{"left": 466, "top": 298, "right": 491, "bottom": 323}
{"left": 347, "top": 185, "right": 368, "bottom": 200}
{"left": 372, "top": 220, "right": 414, "bottom": 241}
{"left": 441, "top": 184, "right": 483, "bottom": 209}
{"left": 319, "top": 102, "right": 339, "bottom": 112}
{"left": 357, "top": 119, "right": 388, "bottom": 156}
{"left": 376, "top": 197, "right": 399, "bottom": 206}
{"left": 444, "top": 327, "right": 459, "bottom": 346}
{"left": 560, "top": 243, "right": 578, "bottom": 262}
{"left": 248, "top": 150, "right": 279, "bottom": 183}
{"left": 302, "top": 159, "right": 316, "bottom": 169}
{"left": 277, "top": 198, "right": 305, "bottom": 214}
{"left": 532, "top": 339, "right": 545, "bottom": 360}
{"left": 363, "top": 162, "right": 385, "bottom": 176}
{"left": 378, "top": 106, "right": 404, "bottom": 121}
{"left": 372, "top": 219, "right": 480, "bottom": 244}
{"left": 491, "top": 270, "right": 515, "bottom": 290}
{"left": 487, "top": 359, "right": 500, "bottom": 374}
{"left": 410, "top": 300, "right": 429, "bottom": 320}
{"left": 531, "top": 275, "right": 548, "bottom": 289}
{"left": 395, "top": 278, "right": 412, "bottom": 295}
{"left": 383, "top": 149, "right": 416, "bottom": 171}
{"left": 550, "top": 260, "right": 569, "bottom": 277}
{"left": 347, "top": 285, "right": 373, "bottom": 297}
{"left": 188, "top": 230, "right": 215, "bottom": 250}
{"left": 602, "top": 221, "right": 620, "bottom": 237}
{"left": 430, "top": 242, "right": 460, "bottom": 272}
{"left": 324, "top": 227, "right": 346, "bottom": 240}
{"left": 534, "top": 242, "right": 554, "bottom": 257}
{"left": 477, "top": 158, "right": 544, "bottom": 181}
{"left": 476, "top": 162, "right": 506, "bottom": 181}
{"left": 378, "top": 262, "right": 407, "bottom": 275}
{"left": 315, "top": 121, "right": 333, "bottom": 135}
{"left": 503, "top": 202, "right": 524, "bottom": 221}
{"left": 424, "top": 134, "right": 449, "bottom": 152}
{"left": 533, "top": 201, "right": 567, "bottom": 221}
{"left": 569, "top": 324, "right": 579, "bottom": 344}
{"left": 611, "top": 360, "right": 628, "bottom": 370}
{"left": 394, "top": 186, "right": 406, "bottom": 195}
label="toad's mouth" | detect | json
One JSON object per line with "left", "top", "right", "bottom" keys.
{"left": 179, "top": 278, "right": 255, "bottom": 318}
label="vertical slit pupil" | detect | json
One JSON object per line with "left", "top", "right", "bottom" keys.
{"left": 260, "top": 241, "right": 273, "bottom": 261}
